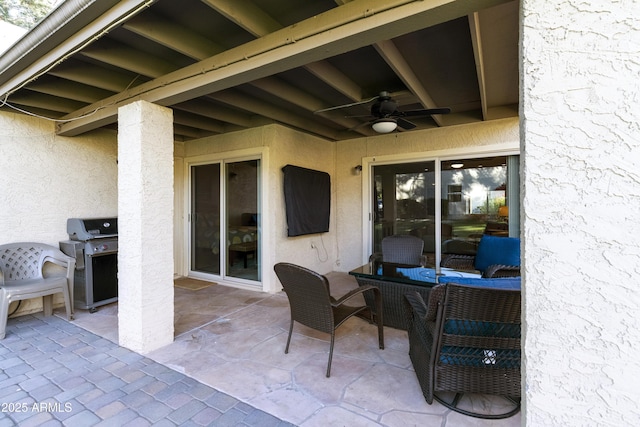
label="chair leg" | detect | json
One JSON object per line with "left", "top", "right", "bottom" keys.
{"left": 285, "top": 319, "right": 294, "bottom": 354}
{"left": 42, "top": 294, "right": 53, "bottom": 316}
{"left": 326, "top": 332, "right": 335, "bottom": 377}
{"left": 0, "top": 290, "right": 9, "bottom": 340}
{"left": 374, "top": 289, "right": 384, "bottom": 349}
{"left": 62, "top": 286, "right": 73, "bottom": 321}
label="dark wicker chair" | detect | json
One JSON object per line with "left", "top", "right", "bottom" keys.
{"left": 404, "top": 283, "right": 521, "bottom": 419}
{"left": 274, "top": 262, "right": 384, "bottom": 377}
{"left": 355, "top": 264, "right": 434, "bottom": 330}
{"left": 441, "top": 234, "right": 520, "bottom": 278}
{"left": 381, "top": 235, "right": 424, "bottom": 265}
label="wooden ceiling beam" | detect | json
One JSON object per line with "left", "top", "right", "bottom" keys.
{"left": 304, "top": 61, "right": 363, "bottom": 103}
{"left": 211, "top": 89, "right": 339, "bottom": 140}
{"left": 9, "top": 92, "right": 86, "bottom": 114}
{"left": 26, "top": 77, "right": 114, "bottom": 104}
{"left": 123, "top": 12, "right": 224, "bottom": 60}
{"left": 207, "top": 0, "right": 366, "bottom": 126}
{"left": 57, "top": 0, "right": 512, "bottom": 136}
{"left": 374, "top": 39, "right": 446, "bottom": 126}
{"left": 49, "top": 59, "right": 142, "bottom": 93}
{"left": 81, "top": 39, "right": 178, "bottom": 78}
{"left": 173, "top": 110, "right": 225, "bottom": 133}
{"left": 200, "top": 0, "right": 282, "bottom": 37}
{"left": 174, "top": 98, "right": 253, "bottom": 128}
{"left": 250, "top": 77, "right": 370, "bottom": 136}
{"left": 468, "top": 12, "right": 488, "bottom": 120}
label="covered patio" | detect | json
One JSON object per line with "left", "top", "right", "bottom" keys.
{"left": 54, "top": 274, "right": 520, "bottom": 426}
{"left": 1, "top": 0, "right": 639, "bottom": 425}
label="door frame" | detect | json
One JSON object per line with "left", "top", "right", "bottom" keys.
{"left": 360, "top": 144, "right": 520, "bottom": 265}
{"left": 182, "top": 147, "right": 272, "bottom": 292}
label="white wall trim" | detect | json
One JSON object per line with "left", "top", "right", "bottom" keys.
{"left": 181, "top": 146, "right": 272, "bottom": 292}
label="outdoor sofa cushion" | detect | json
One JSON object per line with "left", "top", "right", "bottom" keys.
{"left": 422, "top": 277, "right": 521, "bottom": 367}
{"left": 439, "top": 276, "right": 521, "bottom": 290}
{"left": 473, "top": 235, "right": 520, "bottom": 272}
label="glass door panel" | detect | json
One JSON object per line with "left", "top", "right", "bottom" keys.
{"left": 225, "top": 159, "right": 260, "bottom": 281}
{"left": 191, "top": 163, "right": 221, "bottom": 274}
{"left": 441, "top": 156, "right": 512, "bottom": 258}
{"left": 372, "top": 161, "right": 436, "bottom": 262}
{"left": 370, "top": 155, "right": 519, "bottom": 267}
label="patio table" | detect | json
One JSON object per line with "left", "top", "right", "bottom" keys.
{"left": 349, "top": 262, "right": 480, "bottom": 330}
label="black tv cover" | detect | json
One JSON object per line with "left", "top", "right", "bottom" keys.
{"left": 282, "top": 164, "right": 330, "bottom": 236}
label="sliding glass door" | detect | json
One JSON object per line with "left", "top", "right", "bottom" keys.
{"left": 191, "top": 163, "right": 221, "bottom": 274}
{"left": 225, "top": 160, "right": 260, "bottom": 281}
{"left": 372, "top": 161, "right": 436, "bottom": 261}
{"left": 371, "top": 155, "right": 519, "bottom": 266}
{"left": 440, "top": 156, "right": 518, "bottom": 259}
{"left": 190, "top": 158, "right": 260, "bottom": 282}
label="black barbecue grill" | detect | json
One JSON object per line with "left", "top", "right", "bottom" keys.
{"left": 60, "top": 218, "right": 118, "bottom": 312}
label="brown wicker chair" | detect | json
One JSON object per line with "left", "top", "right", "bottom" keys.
{"left": 404, "top": 283, "right": 521, "bottom": 419}
{"left": 274, "top": 262, "right": 384, "bottom": 377}
{"left": 382, "top": 234, "right": 424, "bottom": 265}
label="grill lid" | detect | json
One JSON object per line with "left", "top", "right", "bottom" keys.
{"left": 67, "top": 218, "right": 118, "bottom": 241}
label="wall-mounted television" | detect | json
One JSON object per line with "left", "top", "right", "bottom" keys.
{"left": 282, "top": 164, "right": 330, "bottom": 237}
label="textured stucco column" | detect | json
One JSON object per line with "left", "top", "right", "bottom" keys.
{"left": 522, "top": 0, "right": 640, "bottom": 425}
{"left": 117, "top": 101, "right": 174, "bottom": 353}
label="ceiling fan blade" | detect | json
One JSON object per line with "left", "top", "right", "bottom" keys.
{"left": 401, "top": 107, "right": 451, "bottom": 117}
{"left": 313, "top": 95, "right": 379, "bottom": 114}
{"left": 397, "top": 118, "right": 416, "bottom": 130}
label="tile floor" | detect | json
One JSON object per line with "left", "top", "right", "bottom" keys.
{"left": 68, "top": 272, "right": 522, "bottom": 426}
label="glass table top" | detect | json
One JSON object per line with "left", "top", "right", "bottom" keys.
{"left": 349, "top": 262, "right": 481, "bottom": 285}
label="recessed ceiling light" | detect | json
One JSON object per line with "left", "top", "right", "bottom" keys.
{"left": 451, "top": 163, "right": 464, "bottom": 169}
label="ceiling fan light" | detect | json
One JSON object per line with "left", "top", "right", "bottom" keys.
{"left": 372, "top": 119, "right": 397, "bottom": 134}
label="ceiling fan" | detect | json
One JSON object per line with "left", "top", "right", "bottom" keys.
{"left": 314, "top": 91, "right": 451, "bottom": 133}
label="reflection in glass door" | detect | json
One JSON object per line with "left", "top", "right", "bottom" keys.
{"left": 190, "top": 159, "right": 261, "bottom": 282}
{"left": 441, "top": 156, "right": 518, "bottom": 259}
{"left": 226, "top": 160, "right": 260, "bottom": 281}
{"left": 370, "top": 155, "right": 519, "bottom": 267}
{"left": 191, "top": 163, "right": 221, "bottom": 274}
{"left": 372, "top": 161, "right": 436, "bottom": 263}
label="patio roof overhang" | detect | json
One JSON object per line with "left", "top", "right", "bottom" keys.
{"left": 0, "top": 0, "right": 519, "bottom": 142}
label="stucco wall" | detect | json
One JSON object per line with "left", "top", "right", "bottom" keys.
{"left": 181, "top": 120, "right": 520, "bottom": 286}
{"left": 335, "top": 117, "right": 520, "bottom": 272}
{"left": 0, "top": 111, "right": 118, "bottom": 315}
{"left": 181, "top": 124, "right": 336, "bottom": 290}
{"left": 0, "top": 111, "right": 118, "bottom": 241}
{"left": 521, "top": 0, "right": 640, "bottom": 424}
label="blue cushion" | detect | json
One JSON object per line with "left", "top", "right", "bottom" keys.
{"left": 440, "top": 347, "right": 520, "bottom": 368}
{"left": 474, "top": 235, "right": 520, "bottom": 272}
{"left": 439, "top": 277, "right": 521, "bottom": 289}
{"left": 441, "top": 318, "right": 521, "bottom": 368}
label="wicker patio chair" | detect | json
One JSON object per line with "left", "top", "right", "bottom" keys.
{"left": 381, "top": 234, "right": 424, "bottom": 265}
{"left": 404, "top": 283, "right": 521, "bottom": 419}
{"left": 0, "top": 242, "right": 75, "bottom": 339}
{"left": 274, "top": 262, "right": 384, "bottom": 377}
{"left": 441, "top": 234, "right": 520, "bottom": 278}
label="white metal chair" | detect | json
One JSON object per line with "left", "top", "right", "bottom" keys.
{"left": 0, "top": 242, "right": 75, "bottom": 339}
